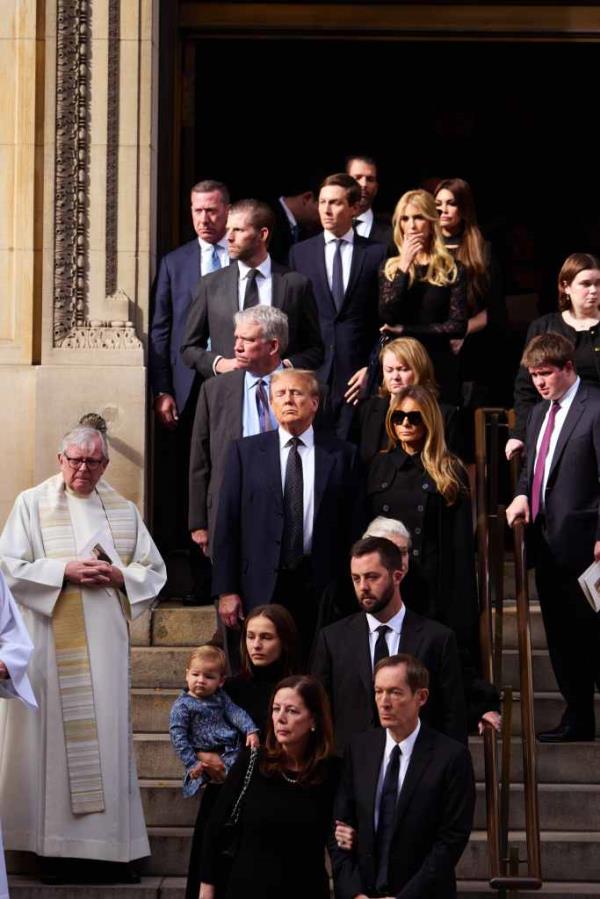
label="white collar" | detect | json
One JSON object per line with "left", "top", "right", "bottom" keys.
{"left": 198, "top": 236, "right": 228, "bottom": 252}
{"left": 278, "top": 424, "right": 315, "bottom": 449}
{"left": 366, "top": 604, "right": 405, "bottom": 636}
{"left": 385, "top": 718, "right": 421, "bottom": 759}
{"left": 323, "top": 227, "right": 355, "bottom": 245}
{"left": 238, "top": 256, "right": 272, "bottom": 279}
{"left": 246, "top": 364, "right": 284, "bottom": 387}
{"left": 355, "top": 207, "right": 374, "bottom": 228}
{"left": 279, "top": 197, "right": 298, "bottom": 229}
{"left": 555, "top": 375, "right": 580, "bottom": 406}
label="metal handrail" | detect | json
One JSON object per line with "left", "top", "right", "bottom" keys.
{"left": 474, "top": 408, "right": 542, "bottom": 892}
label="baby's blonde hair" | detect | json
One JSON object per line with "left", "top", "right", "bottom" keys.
{"left": 187, "top": 644, "right": 227, "bottom": 675}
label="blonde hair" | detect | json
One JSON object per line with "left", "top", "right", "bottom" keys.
{"left": 269, "top": 368, "right": 320, "bottom": 398}
{"left": 385, "top": 385, "right": 465, "bottom": 505}
{"left": 378, "top": 337, "right": 438, "bottom": 397}
{"left": 187, "top": 645, "right": 227, "bottom": 675}
{"left": 384, "top": 189, "right": 457, "bottom": 288}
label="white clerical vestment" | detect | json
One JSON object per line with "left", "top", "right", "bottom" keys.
{"left": 0, "top": 475, "right": 166, "bottom": 862}
{"left": 0, "top": 570, "right": 37, "bottom": 899}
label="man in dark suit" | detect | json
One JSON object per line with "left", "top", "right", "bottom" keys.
{"left": 212, "top": 368, "right": 359, "bottom": 659}
{"left": 268, "top": 182, "right": 320, "bottom": 265}
{"left": 288, "top": 173, "right": 387, "bottom": 437}
{"left": 188, "top": 305, "right": 288, "bottom": 557}
{"left": 311, "top": 536, "right": 467, "bottom": 753}
{"left": 507, "top": 332, "right": 600, "bottom": 742}
{"left": 346, "top": 154, "right": 395, "bottom": 252}
{"left": 181, "top": 199, "right": 323, "bottom": 380}
{"left": 149, "top": 178, "right": 230, "bottom": 602}
{"left": 332, "top": 654, "right": 475, "bottom": 899}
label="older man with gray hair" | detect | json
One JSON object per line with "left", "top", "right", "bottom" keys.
{"left": 0, "top": 422, "right": 166, "bottom": 883}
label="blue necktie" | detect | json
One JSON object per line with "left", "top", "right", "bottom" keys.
{"left": 206, "top": 245, "right": 221, "bottom": 273}
{"left": 255, "top": 380, "right": 273, "bottom": 433}
{"left": 332, "top": 238, "right": 345, "bottom": 311}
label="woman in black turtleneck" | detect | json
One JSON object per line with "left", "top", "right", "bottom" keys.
{"left": 185, "top": 605, "right": 300, "bottom": 899}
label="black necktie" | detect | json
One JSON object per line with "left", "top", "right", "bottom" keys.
{"left": 243, "top": 269, "right": 260, "bottom": 309}
{"left": 375, "top": 743, "right": 401, "bottom": 892}
{"left": 374, "top": 625, "right": 391, "bottom": 669}
{"left": 332, "top": 239, "right": 345, "bottom": 311}
{"left": 281, "top": 437, "right": 304, "bottom": 567}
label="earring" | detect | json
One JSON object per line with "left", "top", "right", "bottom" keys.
{"left": 311, "top": 726, "right": 316, "bottom": 732}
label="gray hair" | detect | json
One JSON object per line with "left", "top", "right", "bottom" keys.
{"left": 233, "top": 306, "right": 289, "bottom": 354}
{"left": 363, "top": 516, "right": 412, "bottom": 548}
{"left": 59, "top": 426, "right": 109, "bottom": 460}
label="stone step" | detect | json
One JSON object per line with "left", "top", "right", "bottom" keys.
{"left": 458, "top": 881, "right": 600, "bottom": 897}
{"left": 503, "top": 649, "right": 556, "bottom": 692}
{"left": 132, "top": 648, "right": 189, "bottom": 689}
{"left": 469, "top": 737, "right": 600, "bottom": 785}
{"left": 6, "top": 878, "right": 166, "bottom": 898}
{"left": 457, "top": 831, "right": 600, "bottom": 882}
{"left": 495, "top": 603, "right": 546, "bottom": 651}
{"left": 510, "top": 693, "right": 600, "bottom": 738}
{"left": 134, "top": 733, "right": 600, "bottom": 785}
{"left": 137, "top": 776, "right": 600, "bottom": 833}
{"left": 151, "top": 603, "right": 216, "bottom": 647}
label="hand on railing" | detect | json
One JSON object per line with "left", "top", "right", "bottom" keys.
{"left": 478, "top": 711, "right": 502, "bottom": 735}
{"left": 505, "top": 437, "right": 524, "bottom": 461}
{"left": 506, "top": 495, "right": 530, "bottom": 527}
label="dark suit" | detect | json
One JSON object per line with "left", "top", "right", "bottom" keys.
{"left": 311, "top": 609, "right": 467, "bottom": 753}
{"left": 149, "top": 239, "right": 203, "bottom": 413}
{"left": 333, "top": 724, "right": 475, "bottom": 899}
{"left": 180, "top": 260, "right": 324, "bottom": 380}
{"left": 518, "top": 380, "right": 600, "bottom": 732}
{"left": 268, "top": 199, "right": 312, "bottom": 265}
{"left": 366, "top": 212, "right": 395, "bottom": 255}
{"left": 211, "top": 429, "right": 360, "bottom": 613}
{"left": 288, "top": 233, "right": 387, "bottom": 432}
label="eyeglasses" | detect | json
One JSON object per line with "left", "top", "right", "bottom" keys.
{"left": 62, "top": 455, "right": 105, "bottom": 471}
{"left": 391, "top": 410, "right": 423, "bottom": 427}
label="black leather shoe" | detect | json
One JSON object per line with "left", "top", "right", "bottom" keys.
{"left": 537, "top": 723, "right": 595, "bottom": 743}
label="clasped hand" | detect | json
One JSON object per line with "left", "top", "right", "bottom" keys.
{"left": 65, "top": 558, "right": 125, "bottom": 589}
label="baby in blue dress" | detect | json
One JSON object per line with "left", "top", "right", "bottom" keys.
{"left": 169, "top": 644, "right": 259, "bottom": 797}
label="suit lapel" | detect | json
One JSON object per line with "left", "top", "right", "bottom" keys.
{"left": 271, "top": 270, "right": 284, "bottom": 309}
{"left": 546, "top": 385, "right": 585, "bottom": 485}
{"left": 260, "top": 432, "right": 283, "bottom": 507}
{"left": 393, "top": 724, "right": 433, "bottom": 829}
{"left": 364, "top": 728, "right": 386, "bottom": 845}
{"left": 221, "top": 262, "right": 241, "bottom": 319}
{"left": 344, "top": 237, "right": 365, "bottom": 307}
{"left": 314, "top": 435, "right": 335, "bottom": 523}
{"left": 316, "top": 235, "right": 337, "bottom": 314}
{"left": 525, "top": 402, "right": 547, "bottom": 487}
{"left": 398, "top": 608, "right": 424, "bottom": 657}
{"left": 228, "top": 371, "right": 245, "bottom": 440}
{"left": 351, "top": 614, "right": 375, "bottom": 702}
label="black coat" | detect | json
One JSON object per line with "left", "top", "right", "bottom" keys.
{"left": 310, "top": 608, "right": 467, "bottom": 753}
{"left": 366, "top": 447, "right": 479, "bottom": 656}
{"left": 332, "top": 724, "right": 475, "bottom": 899}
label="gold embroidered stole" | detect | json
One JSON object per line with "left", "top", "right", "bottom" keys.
{"left": 38, "top": 476, "right": 136, "bottom": 815}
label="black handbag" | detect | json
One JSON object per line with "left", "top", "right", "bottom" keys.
{"left": 218, "top": 747, "right": 259, "bottom": 863}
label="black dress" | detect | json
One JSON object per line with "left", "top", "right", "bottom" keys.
{"left": 512, "top": 311, "right": 600, "bottom": 440}
{"left": 366, "top": 446, "right": 479, "bottom": 658}
{"left": 185, "top": 663, "right": 285, "bottom": 899}
{"left": 202, "top": 751, "right": 341, "bottom": 899}
{"left": 378, "top": 263, "right": 468, "bottom": 404}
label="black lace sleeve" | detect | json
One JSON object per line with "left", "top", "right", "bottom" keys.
{"left": 378, "top": 264, "right": 468, "bottom": 338}
{"left": 378, "top": 267, "right": 410, "bottom": 324}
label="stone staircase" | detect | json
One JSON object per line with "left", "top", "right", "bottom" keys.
{"left": 7, "top": 587, "right": 600, "bottom": 897}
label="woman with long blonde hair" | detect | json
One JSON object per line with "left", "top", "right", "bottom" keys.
{"left": 378, "top": 189, "right": 468, "bottom": 404}
{"left": 366, "top": 384, "right": 478, "bottom": 656}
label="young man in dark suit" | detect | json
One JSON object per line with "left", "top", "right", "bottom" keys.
{"left": 507, "top": 332, "right": 600, "bottom": 742}
{"left": 181, "top": 199, "right": 323, "bottom": 381}
{"left": 211, "top": 368, "right": 359, "bottom": 661}
{"left": 311, "top": 536, "right": 467, "bottom": 752}
{"left": 149, "top": 178, "right": 230, "bottom": 602}
{"left": 332, "top": 653, "right": 475, "bottom": 899}
{"left": 268, "top": 183, "right": 320, "bottom": 265}
{"left": 288, "top": 173, "right": 387, "bottom": 437}
{"left": 346, "top": 154, "right": 394, "bottom": 252}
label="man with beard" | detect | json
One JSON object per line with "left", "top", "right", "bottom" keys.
{"left": 311, "top": 536, "right": 467, "bottom": 753}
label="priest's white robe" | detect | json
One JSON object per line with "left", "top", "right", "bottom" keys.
{"left": 0, "top": 569, "right": 37, "bottom": 899}
{"left": 0, "top": 476, "right": 166, "bottom": 862}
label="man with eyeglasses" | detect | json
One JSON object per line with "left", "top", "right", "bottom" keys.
{"left": 0, "top": 423, "right": 166, "bottom": 884}
{"left": 311, "top": 536, "right": 467, "bottom": 754}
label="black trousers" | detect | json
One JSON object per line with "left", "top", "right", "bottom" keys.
{"left": 273, "top": 557, "right": 320, "bottom": 666}
{"left": 185, "top": 783, "right": 222, "bottom": 899}
{"left": 533, "top": 524, "right": 600, "bottom": 733}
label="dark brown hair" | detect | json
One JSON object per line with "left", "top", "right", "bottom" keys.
{"left": 239, "top": 604, "right": 300, "bottom": 678}
{"left": 521, "top": 332, "right": 575, "bottom": 370}
{"left": 320, "top": 172, "right": 361, "bottom": 207}
{"left": 557, "top": 252, "right": 600, "bottom": 311}
{"left": 351, "top": 535, "right": 405, "bottom": 573}
{"left": 229, "top": 198, "right": 275, "bottom": 236}
{"left": 374, "top": 652, "right": 430, "bottom": 692}
{"left": 261, "top": 675, "right": 335, "bottom": 785}
{"left": 435, "top": 177, "right": 489, "bottom": 311}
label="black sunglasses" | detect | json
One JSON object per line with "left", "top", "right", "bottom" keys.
{"left": 391, "top": 410, "right": 423, "bottom": 427}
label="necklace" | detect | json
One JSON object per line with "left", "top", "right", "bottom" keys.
{"left": 281, "top": 769, "right": 300, "bottom": 784}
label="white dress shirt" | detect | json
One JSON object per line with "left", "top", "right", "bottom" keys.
{"left": 535, "top": 376, "right": 580, "bottom": 510}
{"left": 279, "top": 197, "right": 298, "bottom": 230}
{"left": 354, "top": 207, "right": 374, "bottom": 239}
{"left": 278, "top": 425, "right": 315, "bottom": 555}
{"left": 324, "top": 228, "right": 354, "bottom": 293}
{"left": 374, "top": 720, "right": 421, "bottom": 830}
{"left": 242, "top": 366, "right": 282, "bottom": 436}
{"left": 198, "top": 236, "right": 229, "bottom": 271}
{"left": 366, "top": 605, "right": 406, "bottom": 669}
{"left": 237, "top": 257, "right": 273, "bottom": 311}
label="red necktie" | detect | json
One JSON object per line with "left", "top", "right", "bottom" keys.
{"left": 531, "top": 401, "right": 560, "bottom": 521}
